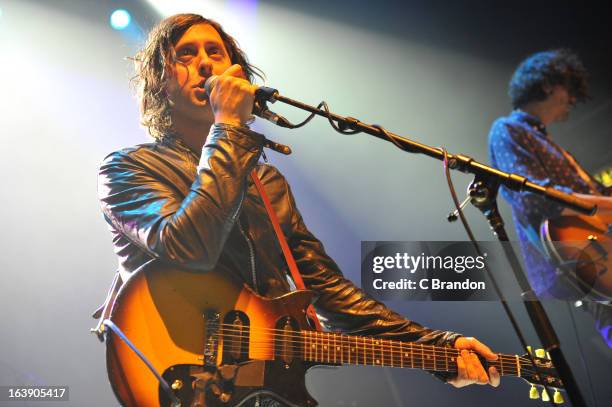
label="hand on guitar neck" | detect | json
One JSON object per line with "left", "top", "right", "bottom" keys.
{"left": 448, "top": 337, "right": 500, "bottom": 388}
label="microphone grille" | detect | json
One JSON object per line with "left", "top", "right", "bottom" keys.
{"left": 204, "top": 75, "right": 218, "bottom": 95}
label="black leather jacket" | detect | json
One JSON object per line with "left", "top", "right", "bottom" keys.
{"left": 98, "top": 124, "right": 459, "bottom": 348}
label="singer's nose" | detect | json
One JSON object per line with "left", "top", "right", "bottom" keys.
{"left": 198, "top": 56, "right": 212, "bottom": 77}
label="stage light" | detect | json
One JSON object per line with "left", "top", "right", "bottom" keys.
{"left": 110, "top": 9, "right": 131, "bottom": 30}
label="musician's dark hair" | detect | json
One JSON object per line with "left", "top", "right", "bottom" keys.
{"left": 508, "top": 49, "right": 589, "bottom": 109}
{"left": 132, "top": 13, "right": 263, "bottom": 140}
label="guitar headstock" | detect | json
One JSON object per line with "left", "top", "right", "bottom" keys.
{"left": 520, "top": 347, "right": 565, "bottom": 404}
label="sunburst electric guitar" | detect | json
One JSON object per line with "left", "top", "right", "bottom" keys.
{"left": 102, "top": 261, "right": 565, "bottom": 407}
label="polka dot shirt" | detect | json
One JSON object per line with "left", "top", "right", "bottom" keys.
{"left": 488, "top": 110, "right": 610, "bottom": 296}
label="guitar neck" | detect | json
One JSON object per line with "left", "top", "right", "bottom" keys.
{"left": 297, "top": 330, "right": 523, "bottom": 377}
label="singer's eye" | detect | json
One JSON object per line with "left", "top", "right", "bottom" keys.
{"left": 206, "top": 47, "right": 223, "bottom": 58}
{"left": 176, "top": 47, "right": 195, "bottom": 60}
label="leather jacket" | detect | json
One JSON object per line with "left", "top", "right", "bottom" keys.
{"left": 98, "top": 124, "right": 460, "bottom": 350}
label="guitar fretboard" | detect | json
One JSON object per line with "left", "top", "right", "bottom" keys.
{"left": 297, "top": 330, "right": 522, "bottom": 376}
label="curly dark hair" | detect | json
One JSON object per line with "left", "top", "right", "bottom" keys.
{"left": 508, "top": 49, "right": 589, "bottom": 109}
{"left": 133, "top": 14, "right": 263, "bottom": 140}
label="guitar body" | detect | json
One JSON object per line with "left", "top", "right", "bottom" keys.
{"left": 104, "top": 262, "right": 565, "bottom": 406}
{"left": 106, "top": 261, "right": 318, "bottom": 407}
{"left": 540, "top": 213, "right": 612, "bottom": 300}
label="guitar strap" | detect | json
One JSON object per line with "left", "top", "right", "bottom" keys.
{"left": 250, "top": 169, "right": 323, "bottom": 331}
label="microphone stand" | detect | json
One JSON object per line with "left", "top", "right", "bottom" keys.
{"left": 262, "top": 88, "right": 593, "bottom": 407}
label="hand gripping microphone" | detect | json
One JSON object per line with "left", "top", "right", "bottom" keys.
{"left": 204, "top": 76, "right": 292, "bottom": 128}
{"left": 204, "top": 76, "right": 292, "bottom": 155}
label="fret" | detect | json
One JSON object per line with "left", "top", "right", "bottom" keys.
{"left": 346, "top": 335, "right": 350, "bottom": 365}
{"left": 420, "top": 344, "right": 425, "bottom": 370}
{"left": 320, "top": 332, "right": 324, "bottom": 363}
{"left": 386, "top": 339, "right": 390, "bottom": 367}
{"left": 444, "top": 346, "right": 448, "bottom": 372}
{"left": 432, "top": 346, "right": 438, "bottom": 370}
{"left": 308, "top": 331, "right": 313, "bottom": 362}
{"left": 319, "top": 332, "right": 324, "bottom": 363}
{"left": 314, "top": 331, "right": 318, "bottom": 362}
{"left": 362, "top": 336, "right": 366, "bottom": 365}
{"left": 321, "top": 332, "right": 329, "bottom": 363}
{"left": 310, "top": 331, "right": 314, "bottom": 362}
{"left": 397, "top": 341, "right": 404, "bottom": 368}
{"left": 499, "top": 353, "right": 503, "bottom": 376}
{"left": 334, "top": 334, "right": 338, "bottom": 363}
{"left": 515, "top": 354, "right": 520, "bottom": 378}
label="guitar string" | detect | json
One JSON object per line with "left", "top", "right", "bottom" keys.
{"left": 211, "top": 322, "right": 533, "bottom": 365}
{"left": 209, "top": 322, "right": 532, "bottom": 363}
{"left": 212, "top": 336, "right": 541, "bottom": 376}
{"left": 204, "top": 323, "right": 538, "bottom": 371}
{"left": 212, "top": 341, "right": 539, "bottom": 376}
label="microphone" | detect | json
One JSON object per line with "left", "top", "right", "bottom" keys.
{"left": 204, "top": 76, "right": 291, "bottom": 128}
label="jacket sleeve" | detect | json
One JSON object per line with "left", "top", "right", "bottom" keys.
{"left": 98, "top": 124, "right": 264, "bottom": 270}
{"left": 280, "top": 176, "right": 460, "bottom": 349}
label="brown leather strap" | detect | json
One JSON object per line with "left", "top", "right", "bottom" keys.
{"left": 250, "top": 170, "right": 322, "bottom": 331}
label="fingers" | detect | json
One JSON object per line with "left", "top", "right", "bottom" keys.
{"left": 210, "top": 64, "right": 256, "bottom": 126}
{"left": 464, "top": 350, "right": 488, "bottom": 385}
{"left": 453, "top": 352, "right": 467, "bottom": 388}
{"left": 489, "top": 366, "right": 500, "bottom": 387}
{"left": 221, "top": 64, "right": 247, "bottom": 80}
{"left": 450, "top": 337, "right": 501, "bottom": 388}
{"left": 455, "top": 337, "right": 498, "bottom": 360}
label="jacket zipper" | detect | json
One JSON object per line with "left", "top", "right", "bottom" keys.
{"left": 237, "top": 218, "right": 258, "bottom": 294}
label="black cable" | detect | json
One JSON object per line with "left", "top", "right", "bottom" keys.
{"left": 103, "top": 320, "right": 182, "bottom": 407}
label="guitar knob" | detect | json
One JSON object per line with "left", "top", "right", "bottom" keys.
{"left": 541, "top": 389, "right": 550, "bottom": 402}
{"left": 535, "top": 349, "right": 546, "bottom": 358}
{"left": 529, "top": 385, "right": 539, "bottom": 399}
{"left": 553, "top": 390, "right": 564, "bottom": 404}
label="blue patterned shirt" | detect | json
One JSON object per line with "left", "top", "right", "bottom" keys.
{"left": 488, "top": 110, "right": 609, "bottom": 296}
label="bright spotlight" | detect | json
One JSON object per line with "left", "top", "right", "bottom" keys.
{"left": 110, "top": 9, "right": 131, "bottom": 30}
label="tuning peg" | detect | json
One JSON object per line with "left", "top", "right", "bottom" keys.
{"left": 553, "top": 389, "right": 564, "bottom": 404}
{"left": 529, "top": 385, "right": 539, "bottom": 399}
{"left": 546, "top": 351, "right": 551, "bottom": 360}
{"left": 542, "top": 389, "right": 550, "bottom": 402}
{"left": 535, "top": 348, "right": 546, "bottom": 358}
